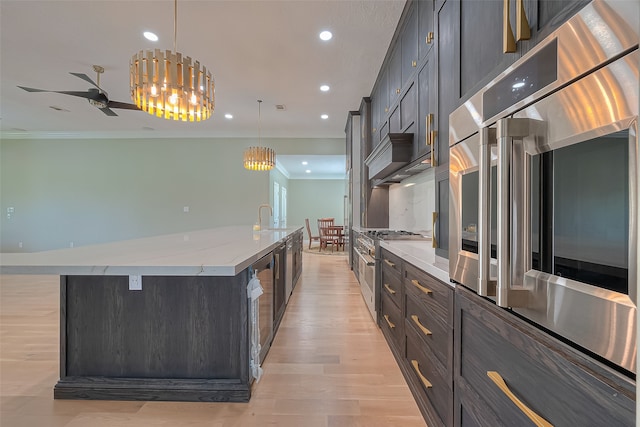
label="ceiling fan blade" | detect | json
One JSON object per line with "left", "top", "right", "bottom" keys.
{"left": 98, "top": 107, "right": 118, "bottom": 116}
{"left": 18, "top": 86, "right": 98, "bottom": 100}
{"left": 108, "top": 100, "right": 141, "bottom": 111}
{"left": 70, "top": 72, "right": 99, "bottom": 89}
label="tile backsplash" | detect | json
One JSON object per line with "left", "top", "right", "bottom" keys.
{"left": 388, "top": 169, "right": 435, "bottom": 234}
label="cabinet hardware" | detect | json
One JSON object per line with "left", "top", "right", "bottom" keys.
{"left": 429, "top": 130, "right": 438, "bottom": 167}
{"left": 426, "top": 114, "right": 433, "bottom": 147}
{"left": 426, "top": 32, "right": 434, "bottom": 44}
{"left": 384, "top": 283, "right": 397, "bottom": 295}
{"left": 411, "top": 360, "right": 433, "bottom": 388}
{"left": 384, "top": 314, "right": 396, "bottom": 329}
{"left": 396, "top": 88, "right": 401, "bottom": 94}
{"left": 516, "top": 0, "right": 531, "bottom": 41}
{"left": 275, "top": 253, "right": 280, "bottom": 279}
{"left": 487, "top": 371, "right": 554, "bottom": 427}
{"left": 384, "top": 259, "right": 396, "bottom": 268}
{"left": 411, "top": 315, "right": 433, "bottom": 336}
{"left": 432, "top": 212, "right": 438, "bottom": 248}
{"left": 412, "top": 60, "right": 417, "bottom": 67}
{"left": 385, "top": 107, "right": 389, "bottom": 113}
{"left": 411, "top": 279, "right": 433, "bottom": 295}
{"left": 372, "top": 127, "right": 377, "bottom": 134}
{"left": 503, "top": 0, "right": 516, "bottom": 53}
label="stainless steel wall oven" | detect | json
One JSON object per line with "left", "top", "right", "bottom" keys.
{"left": 449, "top": 0, "right": 638, "bottom": 374}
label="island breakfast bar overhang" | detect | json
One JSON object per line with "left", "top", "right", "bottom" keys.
{"left": 0, "top": 226, "right": 302, "bottom": 402}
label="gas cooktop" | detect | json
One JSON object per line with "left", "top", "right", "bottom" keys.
{"left": 365, "top": 230, "right": 427, "bottom": 240}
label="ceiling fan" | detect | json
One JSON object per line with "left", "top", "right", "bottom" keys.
{"left": 18, "top": 65, "right": 140, "bottom": 116}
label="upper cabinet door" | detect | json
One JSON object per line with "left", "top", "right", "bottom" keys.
{"left": 418, "top": 0, "right": 435, "bottom": 60}
{"left": 401, "top": 4, "right": 419, "bottom": 87}
{"left": 388, "top": 42, "right": 402, "bottom": 108}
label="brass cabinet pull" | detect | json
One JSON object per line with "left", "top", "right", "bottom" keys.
{"left": 411, "top": 360, "right": 433, "bottom": 388}
{"left": 487, "top": 371, "right": 553, "bottom": 427}
{"left": 275, "top": 253, "right": 280, "bottom": 279}
{"left": 384, "top": 283, "right": 397, "bottom": 295}
{"left": 385, "top": 107, "right": 389, "bottom": 113}
{"left": 429, "top": 130, "right": 438, "bottom": 167}
{"left": 426, "top": 114, "right": 433, "bottom": 147}
{"left": 383, "top": 314, "right": 396, "bottom": 329}
{"left": 411, "top": 315, "right": 432, "bottom": 336}
{"left": 372, "top": 127, "right": 377, "bottom": 133}
{"left": 412, "top": 279, "right": 433, "bottom": 295}
{"left": 426, "top": 31, "right": 434, "bottom": 44}
{"left": 412, "top": 60, "right": 417, "bottom": 67}
{"left": 432, "top": 212, "right": 438, "bottom": 248}
{"left": 503, "top": 0, "right": 516, "bottom": 53}
{"left": 516, "top": 0, "right": 530, "bottom": 41}
{"left": 396, "top": 88, "right": 401, "bottom": 94}
{"left": 384, "top": 259, "right": 396, "bottom": 268}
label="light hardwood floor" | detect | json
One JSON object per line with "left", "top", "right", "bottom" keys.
{"left": 0, "top": 251, "right": 426, "bottom": 426}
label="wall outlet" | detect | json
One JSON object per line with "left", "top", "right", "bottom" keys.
{"left": 183, "top": 206, "right": 190, "bottom": 213}
{"left": 128, "top": 274, "right": 142, "bottom": 291}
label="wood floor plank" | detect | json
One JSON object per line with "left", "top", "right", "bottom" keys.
{"left": 0, "top": 252, "right": 425, "bottom": 426}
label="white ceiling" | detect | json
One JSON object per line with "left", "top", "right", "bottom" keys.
{"left": 276, "top": 154, "right": 346, "bottom": 179}
{"left": 0, "top": 1, "right": 404, "bottom": 149}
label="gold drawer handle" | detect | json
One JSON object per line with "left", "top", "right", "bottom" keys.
{"left": 487, "top": 371, "right": 554, "bottom": 427}
{"left": 396, "top": 88, "right": 401, "bottom": 94}
{"left": 383, "top": 314, "right": 396, "bottom": 329}
{"left": 384, "top": 283, "right": 397, "bottom": 295}
{"left": 432, "top": 212, "right": 438, "bottom": 248}
{"left": 411, "top": 279, "right": 433, "bottom": 295}
{"left": 384, "top": 259, "right": 396, "bottom": 268}
{"left": 503, "top": 0, "right": 516, "bottom": 53}
{"left": 426, "top": 31, "right": 434, "bottom": 44}
{"left": 411, "top": 360, "right": 433, "bottom": 388}
{"left": 412, "top": 60, "right": 417, "bottom": 67}
{"left": 516, "top": 0, "right": 531, "bottom": 42}
{"left": 411, "top": 315, "right": 432, "bottom": 336}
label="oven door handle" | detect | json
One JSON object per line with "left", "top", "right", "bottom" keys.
{"left": 478, "top": 126, "right": 497, "bottom": 297}
{"left": 495, "top": 118, "right": 545, "bottom": 308}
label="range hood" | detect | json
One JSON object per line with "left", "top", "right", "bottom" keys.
{"left": 364, "top": 133, "right": 433, "bottom": 185}
{"left": 364, "top": 133, "right": 413, "bottom": 180}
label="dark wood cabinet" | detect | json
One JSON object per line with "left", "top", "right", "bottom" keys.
{"left": 455, "top": 285, "right": 635, "bottom": 427}
{"left": 418, "top": 0, "right": 435, "bottom": 60}
{"left": 273, "top": 243, "right": 286, "bottom": 330}
{"left": 400, "top": 81, "right": 416, "bottom": 133}
{"left": 415, "top": 57, "right": 434, "bottom": 160}
{"left": 388, "top": 43, "right": 402, "bottom": 109}
{"left": 378, "top": 248, "right": 454, "bottom": 427}
{"left": 401, "top": 3, "right": 419, "bottom": 86}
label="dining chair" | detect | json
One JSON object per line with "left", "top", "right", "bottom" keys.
{"left": 318, "top": 218, "right": 339, "bottom": 252}
{"left": 305, "top": 218, "right": 320, "bottom": 249}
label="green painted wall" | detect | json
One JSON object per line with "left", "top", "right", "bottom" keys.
{"left": 288, "top": 179, "right": 346, "bottom": 240}
{"left": 0, "top": 137, "right": 342, "bottom": 252}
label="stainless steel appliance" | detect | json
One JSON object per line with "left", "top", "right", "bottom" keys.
{"left": 449, "top": 0, "right": 638, "bottom": 374}
{"left": 251, "top": 253, "right": 274, "bottom": 363}
{"left": 355, "top": 233, "right": 377, "bottom": 321}
{"left": 285, "top": 236, "right": 293, "bottom": 303}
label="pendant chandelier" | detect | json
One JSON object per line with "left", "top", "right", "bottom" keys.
{"left": 244, "top": 100, "right": 275, "bottom": 171}
{"left": 129, "top": 0, "right": 214, "bottom": 121}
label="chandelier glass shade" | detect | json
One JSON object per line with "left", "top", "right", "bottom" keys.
{"left": 244, "top": 146, "right": 276, "bottom": 171}
{"left": 129, "top": 0, "right": 214, "bottom": 121}
{"left": 244, "top": 100, "right": 275, "bottom": 171}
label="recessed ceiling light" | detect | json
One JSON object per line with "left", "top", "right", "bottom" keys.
{"left": 305, "top": 170, "right": 312, "bottom": 173}
{"left": 320, "top": 85, "right": 330, "bottom": 92}
{"left": 512, "top": 81, "right": 525, "bottom": 89}
{"left": 321, "top": 114, "right": 329, "bottom": 120}
{"left": 319, "top": 30, "right": 332, "bottom": 41}
{"left": 143, "top": 31, "right": 158, "bottom": 41}
{"left": 302, "top": 161, "right": 308, "bottom": 165}
{"left": 225, "top": 113, "right": 233, "bottom": 119}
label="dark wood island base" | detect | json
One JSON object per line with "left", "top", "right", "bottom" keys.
{"left": 56, "top": 273, "right": 251, "bottom": 402}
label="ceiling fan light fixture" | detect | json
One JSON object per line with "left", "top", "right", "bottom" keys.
{"left": 130, "top": 0, "right": 214, "bottom": 122}
{"left": 244, "top": 100, "right": 275, "bottom": 171}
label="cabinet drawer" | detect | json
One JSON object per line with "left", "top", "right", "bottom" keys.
{"left": 381, "top": 249, "right": 402, "bottom": 276}
{"left": 406, "top": 326, "right": 451, "bottom": 426}
{"left": 381, "top": 266, "right": 402, "bottom": 310}
{"left": 404, "top": 262, "right": 453, "bottom": 326}
{"left": 405, "top": 292, "right": 450, "bottom": 370}
{"left": 380, "top": 292, "right": 404, "bottom": 352}
{"left": 455, "top": 286, "right": 635, "bottom": 427}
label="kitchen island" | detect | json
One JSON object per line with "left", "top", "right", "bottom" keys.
{"left": 0, "top": 226, "right": 302, "bottom": 402}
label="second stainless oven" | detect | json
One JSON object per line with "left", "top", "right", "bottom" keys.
{"left": 449, "top": 0, "right": 638, "bottom": 374}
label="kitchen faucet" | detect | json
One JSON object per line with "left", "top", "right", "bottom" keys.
{"left": 255, "top": 204, "right": 272, "bottom": 231}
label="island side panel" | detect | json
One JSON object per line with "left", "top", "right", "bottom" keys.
{"left": 57, "top": 273, "right": 250, "bottom": 401}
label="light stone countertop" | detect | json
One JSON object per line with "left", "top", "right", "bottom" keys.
{"left": 379, "top": 240, "right": 451, "bottom": 285}
{"left": 0, "top": 226, "right": 302, "bottom": 277}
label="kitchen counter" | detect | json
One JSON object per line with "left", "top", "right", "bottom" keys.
{"left": 0, "top": 225, "right": 302, "bottom": 403}
{"left": 0, "top": 225, "right": 301, "bottom": 276}
{"left": 379, "top": 240, "right": 450, "bottom": 285}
